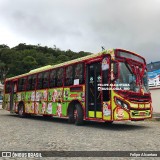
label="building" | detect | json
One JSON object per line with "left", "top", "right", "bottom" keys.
{"left": 147, "top": 61, "right": 160, "bottom": 113}
{"left": 147, "top": 61, "right": 160, "bottom": 87}
{"left": 0, "top": 83, "right": 4, "bottom": 96}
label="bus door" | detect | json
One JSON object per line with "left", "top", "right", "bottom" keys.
{"left": 10, "top": 80, "right": 18, "bottom": 112}
{"left": 86, "top": 61, "right": 102, "bottom": 119}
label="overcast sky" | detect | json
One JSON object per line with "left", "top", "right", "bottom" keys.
{"left": 0, "top": 0, "right": 160, "bottom": 63}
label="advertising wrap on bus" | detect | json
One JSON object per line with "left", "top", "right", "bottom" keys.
{"left": 2, "top": 49, "right": 152, "bottom": 125}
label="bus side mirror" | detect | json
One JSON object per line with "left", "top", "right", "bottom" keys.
{"left": 113, "top": 61, "right": 119, "bottom": 79}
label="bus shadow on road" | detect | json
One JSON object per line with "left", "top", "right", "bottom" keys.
{"left": 83, "top": 121, "right": 150, "bottom": 131}
{"left": 7, "top": 113, "right": 150, "bottom": 131}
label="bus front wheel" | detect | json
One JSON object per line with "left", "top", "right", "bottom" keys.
{"left": 74, "top": 104, "right": 84, "bottom": 126}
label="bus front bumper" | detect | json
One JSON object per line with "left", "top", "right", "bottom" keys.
{"left": 130, "top": 109, "right": 152, "bottom": 120}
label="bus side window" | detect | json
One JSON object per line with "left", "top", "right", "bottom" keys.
{"left": 13, "top": 82, "right": 17, "bottom": 93}
{"left": 18, "top": 77, "right": 27, "bottom": 92}
{"left": 65, "top": 65, "right": 74, "bottom": 86}
{"left": 26, "top": 76, "right": 31, "bottom": 91}
{"left": 43, "top": 71, "right": 49, "bottom": 89}
{"left": 5, "top": 81, "right": 11, "bottom": 93}
{"left": 37, "top": 73, "right": 43, "bottom": 89}
{"left": 18, "top": 79, "right": 21, "bottom": 91}
{"left": 75, "top": 63, "right": 84, "bottom": 84}
{"left": 31, "top": 75, "right": 37, "bottom": 90}
{"left": 26, "top": 75, "right": 36, "bottom": 91}
{"left": 49, "top": 69, "right": 56, "bottom": 88}
{"left": 56, "top": 68, "right": 64, "bottom": 87}
{"left": 22, "top": 78, "right": 27, "bottom": 91}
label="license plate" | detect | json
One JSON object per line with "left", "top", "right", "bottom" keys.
{"left": 140, "top": 112, "right": 145, "bottom": 116}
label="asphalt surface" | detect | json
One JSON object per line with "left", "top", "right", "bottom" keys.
{"left": 0, "top": 108, "right": 160, "bottom": 160}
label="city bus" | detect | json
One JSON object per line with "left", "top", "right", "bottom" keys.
{"left": 2, "top": 49, "right": 152, "bottom": 125}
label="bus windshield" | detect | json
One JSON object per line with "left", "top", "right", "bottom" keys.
{"left": 116, "top": 62, "right": 149, "bottom": 93}
{"left": 142, "top": 70, "right": 149, "bottom": 93}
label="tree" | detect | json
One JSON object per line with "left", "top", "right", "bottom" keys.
{"left": 0, "top": 43, "right": 92, "bottom": 78}
{"left": 56, "top": 55, "right": 69, "bottom": 63}
{"left": 0, "top": 61, "right": 9, "bottom": 84}
{"left": 22, "top": 56, "right": 38, "bottom": 72}
{"left": 0, "top": 44, "right": 9, "bottom": 49}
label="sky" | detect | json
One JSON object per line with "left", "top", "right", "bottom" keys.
{"left": 0, "top": 0, "right": 160, "bottom": 63}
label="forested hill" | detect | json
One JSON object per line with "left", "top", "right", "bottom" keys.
{"left": 0, "top": 43, "right": 92, "bottom": 83}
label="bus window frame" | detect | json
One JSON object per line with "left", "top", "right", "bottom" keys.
{"left": 26, "top": 74, "right": 37, "bottom": 91}
{"left": 56, "top": 67, "right": 64, "bottom": 87}
{"left": 43, "top": 71, "right": 49, "bottom": 89}
{"left": 115, "top": 49, "right": 146, "bottom": 65}
{"left": 49, "top": 69, "right": 57, "bottom": 88}
{"left": 64, "top": 62, "right": 85, "bottom": 87}
{"left": 65, "top": 65, "right": 74, "bottom": 86}
{"left": 74, "top": 62, "right": 84, "bottom": 85}
{"left": 18, "top": 76, "right": 27, "bottom": 92}
{"left": 5, "top": 81, "right": 11, "bottom": 94}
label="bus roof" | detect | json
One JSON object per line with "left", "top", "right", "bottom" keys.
{"left": 5, "top": 48, "right": 142, "bottom": 81}
{"left": 6, "top": 49, "right": 113, "bottom": 81}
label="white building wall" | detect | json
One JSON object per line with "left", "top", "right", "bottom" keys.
{"left": 150, "top": 88, "right": 160, "bottom": 113}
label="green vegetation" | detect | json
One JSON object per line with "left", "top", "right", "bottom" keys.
{"left": 0, "top": 43, "right": 91, "bottom": 83}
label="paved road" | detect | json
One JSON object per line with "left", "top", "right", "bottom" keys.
{"left": 0, "top": 109, "right": 160, "bottom": 159}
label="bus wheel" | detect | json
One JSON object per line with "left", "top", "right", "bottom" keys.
{"left": 74, "top": 104, "right": 84, "bottom": 126}
{"left": 18, "top": 104, "right": 25, "bottom": 118}
{"left": 68, "top": 106, "right": 75, "bottom": 123}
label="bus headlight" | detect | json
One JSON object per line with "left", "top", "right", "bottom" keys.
{"left": 116, "top": 99, "right": 122, "bottom": 106}
{"left": 115, "top": 98, "right": 129, "bottom": 110}
{"left": 123, "top": 103, "right": 128, "bottom": 109}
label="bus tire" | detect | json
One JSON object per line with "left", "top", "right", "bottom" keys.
{"left": 74, "top": 103, "right": 84, "bottom": 126}
{"left": 68, "top": 106, "right": 75, "bottom": 123}
{"left": 18, "top": 103, "right": 26, "bottom": 118}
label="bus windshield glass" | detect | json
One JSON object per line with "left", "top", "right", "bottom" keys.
{"left": 142, "top": 70, "right": 149, "bottom": 93}
{"left": 115, "top": 62, "right": 149, "bottom": 93}
{"left": 117, "top": 51, "right": 145, "bottom": 64}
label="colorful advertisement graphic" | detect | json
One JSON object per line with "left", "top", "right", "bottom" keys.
{"left": 148, "top": 69, "right": 160, "bottom": 87}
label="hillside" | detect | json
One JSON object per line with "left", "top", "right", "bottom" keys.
{"left": 0, "top": 43, "right": 91, "bottom": 83}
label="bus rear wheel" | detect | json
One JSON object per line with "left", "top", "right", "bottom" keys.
{"left": 18, "top": 104, "right": 26, "bottom": 118}
{"left": 68, "top": 108, "right": 75, "bottom": 124}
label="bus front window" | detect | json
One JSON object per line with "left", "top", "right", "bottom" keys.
{"left": 142, "top": 70, "right": 149, "bottom": 93}
{"left": 115, "top": 62, "right": 150, "bottom": 93}
{"left": 116, "top": 62, "right": 140, "bottom": 92}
